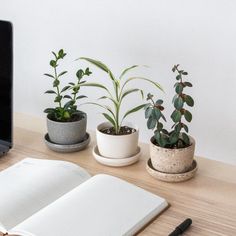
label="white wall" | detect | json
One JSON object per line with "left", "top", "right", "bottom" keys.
{"left": 1, "top": 0, "right": 236, "bottom": 165}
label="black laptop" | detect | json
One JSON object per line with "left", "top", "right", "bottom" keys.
{"left": 0, "top": 20, "right": 13, "bottom": 156}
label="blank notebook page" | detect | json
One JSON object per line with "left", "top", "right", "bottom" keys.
{"left": 13, "top": 174, "right": 168, "bottom": 236}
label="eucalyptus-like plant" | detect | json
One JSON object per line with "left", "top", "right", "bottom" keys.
{"left": 78, "top": 57, "right": 163, "bottom": 134}
{"left": 44, "top": 49, "right": 92, "bottom": 122}
{"left": 145, "top": 65, "right": 194, "bottom": 148}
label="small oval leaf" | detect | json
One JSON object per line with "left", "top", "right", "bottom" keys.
{"left": 184, "top": 110, "right": 192, "bottom": 122}
{"left": 171, "top": 110, "right": 182, "bottom": 122}
{"left": 147, "top": 116, "right": 156, "bottom": 129}
{"left": 45, "top": 90, "right": 56, "bottom": 94}
{"left": 185, "top": 95, "right": 194, "bottom": 107}
{"left": 174, "top": 97, "right": 184, "bottom": 109}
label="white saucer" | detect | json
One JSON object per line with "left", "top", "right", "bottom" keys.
{"left": 93, "top": 145, "right": 140, "bottom": 167}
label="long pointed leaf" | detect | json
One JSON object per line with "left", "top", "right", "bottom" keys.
{"left": 121, "top": 77, "right": 163, "bottom": 93}
{"left": 79, "top": 57, "right": 109, "bottom": 73}
{"left": 80, "top": 82, "right": 108, "bottom": 91}
{"left": 44, "top": 73, "right": 54, "bottom": 79}
{"left": 45, "top": 90, "right": 56, "bottom": 94}
{"left": 98, "top": 96, "right": 118, "bottom": 109}
{"left": 76, "top": 95, "right": 88, "bottom": 100}
{"left": 98, "top": 96, "right": 107, "bottom": 100}
{"left": 83, "top": 102, "right": 116, "bottom": 119}
{"left": 78, "top": 57, "right": 117, "bottom": 83}
{"left": 122, "top": 104, "right": 147, "bottom": 121}
{"left": 80, "top": 83, "right": 115, "bottom": 100}
{"left": 120, "top": 88, "right": 144, "bottom": 101}
{"left": 102, "top": 113, "right": 116, "bottom": 127}
{"left": 119, "top": 65, "right": 138, "bottom": 80}
{"left": 58, "top": 71, "right": 68, "bottom": 77}
{"left": 61, "top": 85, "right": 70, "bottom": 93}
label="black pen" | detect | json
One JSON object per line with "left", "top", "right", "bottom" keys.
{"left": 168, "top": 218, "right": 192, "bottom": 236}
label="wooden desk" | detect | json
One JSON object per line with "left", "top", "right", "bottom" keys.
{"left": 1, "top": 126, "right": 236, "bottom": 236}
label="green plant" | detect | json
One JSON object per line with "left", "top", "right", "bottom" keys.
{"left": 44, "top": 49, "right": 92, "bottom": 122}
{"left": 145, "top": 64, "right": 194, "bottom": 148}
{"left": 77, "top": 57, "right": 163, "bottom": 134}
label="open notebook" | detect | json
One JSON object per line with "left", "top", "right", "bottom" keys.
{"left": 0, "top": 158, "right": 168, "bottom": 236}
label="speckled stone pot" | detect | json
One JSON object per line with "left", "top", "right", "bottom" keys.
{"left": 150, "top": 136, "right": 195, "bottom": 174}
{"left": 47, "top": 113, "right": 87, "bottom": 145}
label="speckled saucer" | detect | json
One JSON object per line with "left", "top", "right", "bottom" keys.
{"left": 44, "top": 133, "right": 90, "bottom": 153}
{"left": 146, "top": 159, "right": 197, "bottom": 182}
{"left": 93, "top": 145, "right": 140, "bottom": 167}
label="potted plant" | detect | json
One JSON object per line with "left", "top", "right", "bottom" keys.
{"left": 78, "top": 57, "right": 162, "bottom": 159}
{"left": 145, "top": 64, "right": 195, "bottom": 174}
{"left": 44, "top": 49, "right": 92, "bottom": 145}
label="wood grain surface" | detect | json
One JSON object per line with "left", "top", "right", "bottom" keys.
{"left": 0, "top": 125, "right": 236, "bottom": 236}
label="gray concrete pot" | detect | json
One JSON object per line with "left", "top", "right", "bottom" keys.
{"left": 150, "top": 136, "right": 195, "bottom": 174}
{"left": 47, "top": 113, "right": 87, "bottom": 145}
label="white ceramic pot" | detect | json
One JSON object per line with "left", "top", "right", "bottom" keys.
{"left": 150, "top": 136, "right": 195, "bottom": 174}
{"left": 96, "top": 122, "right": 139, "bottom": 159}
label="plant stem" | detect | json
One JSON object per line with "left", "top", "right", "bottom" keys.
{"left": 150, "top": 97, "right": 155, "bottom": 106}
{"left": 176, "top": 70, "right": 183, "bottom": 135}
{"left": 115, "top": 103, "right": 120, "bottom": 134}
{"left": 54, "top": 64, "right": 62, "bottom": 108}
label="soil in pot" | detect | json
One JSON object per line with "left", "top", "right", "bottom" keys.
{"left": 151, "top": 138, "right": 192, "bottom": 149}
{"left": 48, "top": 113, "right": 84, "bottom": 123}
{"left": 100, "top": 126, "right": 136, "bottom": 135}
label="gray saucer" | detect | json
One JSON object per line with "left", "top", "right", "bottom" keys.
{"left": 44, "top": 133, "right": 90, "bottom": 153}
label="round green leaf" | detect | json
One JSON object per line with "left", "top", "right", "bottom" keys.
{"left": 147, "top": 116, "right": 156, "bottom": 129}
{"left": 182, "top": 132, "right": 190, "bottom": 145}
{"left": 155, "top": 99, "right": 163, "bottom": 105}
{"left": 176, "top": 74, "right": 181, "bottom": 80}
{"left": 174, "top": 123, "right": 182, "bottom": 133}
{"left": 184, "top": 110, "right": 192, "bottom": 122}
{"left": 175, "top": 83, "right": 183, "bottom": 94}
{"left": 50, "top": 60, "right": 57, "bottom": 68}
{"left": 157, "top": 122, "right": 163, "bottom": 131}
{"left": 152, "top": 108, "right": 161, "bottom": 120}
{"left": 53, "top": 79, "right": 60, "bottom": 87}
{"left": 171, "top": 110, "right": 182, "bottom": 122}
{"left": 169, "top": 131, "right": 179, "bottom": 145}
{"left": 76, "top": 69, "right": 84, "bottom": 79}
{"left": 158, "top": 134, "right": 168, "bottom": 147}
{"left": 172, "top": 94, "right": 178, "bottom": 104}
{"left": 184, "top": 82, "right": 192, "bottom": 87}
{"left": 154, "top": 131, "right": 161, "bottom": 139}
{"left": 185, "top": 95, "right": 194, "bottom": 107}
{"left": 183, "top": 124, "right": 189, "bottom": 132}
{"left": 54, "top": 95, "right": 62, "bottom": 103}
{"left": 174, "top": 97, "right": 184, "bottom": 109}
{"left": 145, "top": 107, "right": 152, "bottom": 119}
